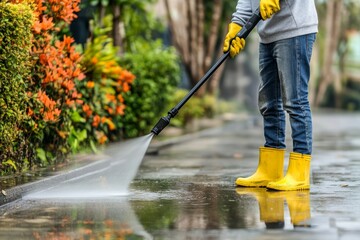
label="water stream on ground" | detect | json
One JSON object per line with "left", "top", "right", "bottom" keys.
{"left": 24, "top": 133, "right": 154, "bottom": 199}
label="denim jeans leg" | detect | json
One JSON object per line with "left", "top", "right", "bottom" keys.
{"left": 258, "top": 44, "right": 286, "bottom": 149}
{"left": 273, "top": 34, "right": 316, "bottom": 154}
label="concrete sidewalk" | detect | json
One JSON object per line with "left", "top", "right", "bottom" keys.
{"left": 1, "top": 111, "right": 360, "bottom": 240}
{"left": 129, "top": 111, "right": 360, "bottom": 239}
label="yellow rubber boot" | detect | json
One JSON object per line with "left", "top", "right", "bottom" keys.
{"left": 236, "top": 147, "right": 285, "bottom": 187}
{"left": 267, "top": 152, "right": 311, "bottom": 191}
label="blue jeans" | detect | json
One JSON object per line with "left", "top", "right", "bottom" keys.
{"left": 258, "top": 33, "right": 316, "bottom": 155}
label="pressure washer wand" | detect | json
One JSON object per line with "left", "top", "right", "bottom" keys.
{"left": 151, "top": 8, "right": 262, "bottom": 136}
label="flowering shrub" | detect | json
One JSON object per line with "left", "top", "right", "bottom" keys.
{"left": 10, "top": 0, "right": 85, "bottom": 166}
{"left": 1, "top": 0, "right": 178, "bottom": 175}
{"left": 74, "top": 33, "right": 135, "bottom": 146}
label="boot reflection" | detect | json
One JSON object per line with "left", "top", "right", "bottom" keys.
{"left": 284, "top": 191, "right": 311, "bottom": 227}
{"left": 235, "top": 188, "right": 311, "bottom": 229}
{"left": 236, "top": 188, "right": 284, "bottom": 229}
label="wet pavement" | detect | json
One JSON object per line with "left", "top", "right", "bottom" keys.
{"left": 1, "top": 112, "right": 360, "bottom": 239}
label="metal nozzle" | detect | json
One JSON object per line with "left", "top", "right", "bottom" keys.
{"left": 151, "top": 115, "right": 171, "bottom": 135}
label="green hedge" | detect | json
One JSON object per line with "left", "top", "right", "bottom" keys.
{"left": 0, "top": 2, "right": 34, "bottom": 173}
{"left": 121, "top": 40, "right": 180, "bottom": 138}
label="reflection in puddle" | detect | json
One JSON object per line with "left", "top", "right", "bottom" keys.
{"left": 236, "top": 188, "right": 311, "bottom": 229}
{"left": 0, "top": 199, "right": 153, "bottom": 240}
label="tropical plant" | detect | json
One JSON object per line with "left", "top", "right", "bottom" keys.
{"left": 73, "top": 23, "right": 135, "bottom": 147}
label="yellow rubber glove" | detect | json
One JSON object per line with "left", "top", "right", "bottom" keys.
{"left": 223, "top": 22, "right": 246, "bottom": 58}
{"left": 260, "top": 0, "right": 281, "bottom": 20}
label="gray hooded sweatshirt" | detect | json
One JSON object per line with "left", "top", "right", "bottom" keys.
{"left": 232, "top": 0, "right": 318, "bottom": 44}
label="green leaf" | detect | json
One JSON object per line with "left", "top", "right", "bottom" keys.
{"left": 71, "top": 111, "right": 86, "bottom": 123}
{"left": 2, "top": 159, "right": 17, "bottom": 171}
{"left": 90, "top": 140, "right": 98, "bottom": 153}
{"left": 77, "top": 129, "right": 87, "bottom": 142}
{"left": 36, "top": 148, "right": 47, "bottom": 163}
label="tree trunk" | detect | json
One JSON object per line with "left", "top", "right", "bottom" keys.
{"left": 112, "top": 3, "right": 124, "bottom": 55}
{"left": 99, "top": 4, "right": 105, "bottom": 27}
{"left": 164, "top": 0, "right": 225, "bottom": 97}
{"left": 315, "top": 0, "right": 343, "bottom": 107}
{"left": 206, "top": 0, "right": 224, "bottom": 95}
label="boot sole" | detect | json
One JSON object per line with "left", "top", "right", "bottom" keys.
{"left": 235, "top": 180, "right": 270, "bottom": 188}
{"left": 266, "top": 185, "right": 310, "bottom": 191}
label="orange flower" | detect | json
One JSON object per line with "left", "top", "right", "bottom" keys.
{"left": 91, "top": 57, "right": 98, "bottom": 65}
{"left": 63, "top": 35, "right": 74, "bottom": 48}
{"left": 104, "top": 61, "right": 116, "bottom": 69}
{"left": 51, "top": 5, "right": 60, "bottom": 12}
{"left": 117, "top": 94, "right": 124, "bottom": 103}
{"left": 111, "top": 66, "right": 122, "bottom": 75}
{"left": 101, "top": 116, "right": 107, "bottom": 124}
{"left": 72, "top": 91, "right": 80, "bottom": 98}
{"left": 86, "top": 81, "right": 95, "bottom": 88}
{"left": 37, "top": 90, "right": 56, "bottom": 110}
{"left": 39, "top": 53, "right": 47, "bottom": 65}
{"left": 105, "top": 94, "right": 116, "bottom": 103}
{"left": 122, "top": 82, "right": 130, "bottom": 92}
{"left": 43, "top": 109, "right": 61, "bottom": 122}
{"left": 106, "top": 107, "right": 114, "bottom": 115}
{"left": 33, "top": 20, "right": 42, "bottom": 34}
{"left": 72, "top": 67, "right": 81, "bottom": 77}
{"left": 42, "top": 108, "right": 62, "bottom": 122}
{"left": 99, "top": 135, "right": 107, "bottom": 144}
{"left": 92, "top": 115, "right": 101, "bottom": 127}
{"left": 27, "top": 108, "right": 34, "bottom": 117}
{"left": 120, "top": 70, "right": 136, "bottom": 83}
{"left": 116, "top": 105, "right": 125, "bottom": 115}
{"left": 66, "top": 99, "right": 75, "bottom": 106}
{"left": 77, "top": 72, "right": 85, "bottom": 80}
{"left": 54, "top": 108, "right": 61, "bottom": 116}
{"left": 95, "top": 130, "right": 108, "bottom": 144}
{"left": 69, "top": 50, "right": 80, "bottom": 61}
{"left": 82, "top": 104, "right": 93, "bottom": 117}
{"left": 62, "top": 80, "right": 75, "bottom": 91}
{"left": 104, "top": 118, "right": 116, "bottom": 130}
{"left": 33, "top": 16, "right": 54, "bottom": 33}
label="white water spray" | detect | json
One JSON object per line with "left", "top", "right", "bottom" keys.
{"left": 25, "top": 133, "right": 154, "bottom": 199}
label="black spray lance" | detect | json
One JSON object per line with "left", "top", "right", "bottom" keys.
{"left": 151, "top": 8, "right": 262, "bottom": 136}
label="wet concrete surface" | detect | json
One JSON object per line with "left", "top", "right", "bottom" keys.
{"left": 1, "top": 112, "right": 360, "bottom": 239}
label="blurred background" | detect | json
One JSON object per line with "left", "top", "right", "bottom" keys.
{"left": 70, "top": 0, "right": 360, "bottom": 112}
{"left": 1, "top": 0, "right": 360, "bottom": 174}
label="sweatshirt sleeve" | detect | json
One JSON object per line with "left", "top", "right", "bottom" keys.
{"left": 231, "top": 0, "right": 253, "bottom": 27}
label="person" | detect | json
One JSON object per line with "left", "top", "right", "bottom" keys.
{"left": 223, "top": 0, "right": 318, "bottom": 191}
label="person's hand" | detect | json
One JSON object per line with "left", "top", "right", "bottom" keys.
{"left": 223, "top": 22, "right": 246, "bottom": 58}
{"left": 260, "top": 0, "right": 281, "bottom": 20}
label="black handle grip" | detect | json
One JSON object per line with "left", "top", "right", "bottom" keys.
{"left": 237, "top": 8, "right": 262, "bottom": 39}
